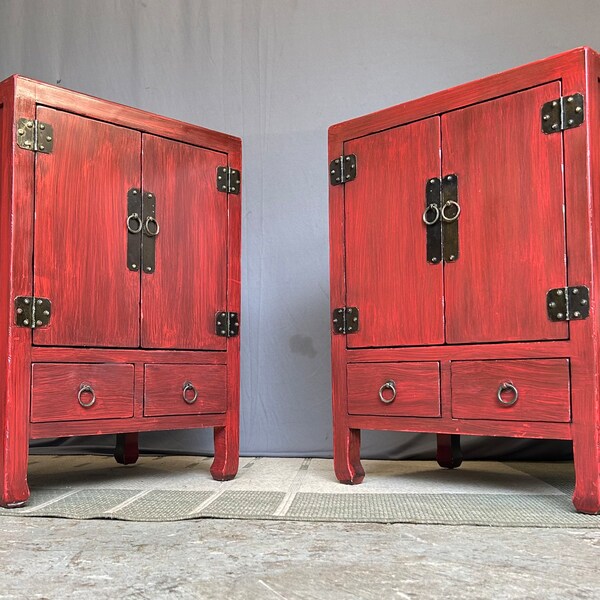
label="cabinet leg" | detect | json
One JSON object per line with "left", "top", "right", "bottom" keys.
{"left": 572, "top": 432, "right": 600, "bottom": 514}
{"left": 211, "top": 425, "right": 239, "bottom": 481}
{"left": 436, "top": 434, "right": 463, "bottom": 469}
{"left": 334, "top": 427, "right": 365, "bottom": 484}
{"left": 114, "top": 433, "right": 140, "bottom": 465}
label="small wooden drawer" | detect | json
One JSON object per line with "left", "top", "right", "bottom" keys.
{"left": 144, "top": 364, "right": 227, "bottom": 417}
{"left": 347, "top": 362, "right": 440, "bottom": 417}
{"left": 31, "top": 363, "right": 135, "bottom": 423}
{"left": 451, "top": 359, "right": 571, "bottom": 422}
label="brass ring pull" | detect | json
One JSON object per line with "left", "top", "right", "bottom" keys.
{"left": 497, "top": 382, "right": 519, "bottom": 406}
{"left": 422, "top": 204, "right": 440, "bottom": 226}
{"left": 441, "top": 200, "right": 461, "bottom": 223}
{"left": 144, "top": 216, "right": 160, "bottom": 237}
{"left": 182, "top": 381, "right": 198, "bottom": 405}
{"left": 78, "top": 382, "right": 96, "bottom": 408}
{"left": 378, "top": 380, "right": 397, "bottom": 404}
{"left": 127, "top": 213, "right": 143, "bottom": 234}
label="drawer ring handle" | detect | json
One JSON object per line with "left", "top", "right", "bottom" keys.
{"left": 126, "top": 212, "right": 143, "bottom": 234}
{"left": 144, "top": 216, "right": 160, "bottom": 237}
{"left": 182, "top": 381, "right": 198, "bottom": 405}
{"left": 78, "top": 382, "right": 96, "bottom": 408}
{"left": 497, "top": 382, "right": 519, "bottom": 406}
{"left": 422, "top": 204, "right": 440, "bottom": 226}
{"left": 378, "top": 380, "right": 397, "bottom": 404}
{"left": 441, "top": 200, "right": 461, "bottom": 223}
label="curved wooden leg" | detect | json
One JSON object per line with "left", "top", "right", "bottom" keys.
{"left": 114, "top": 433, "right": 139, "bottom": 465}
{"left": 436, "top": 434, "right": 462, "bottom": 469}
{"left": 334, "top": 426, "right": 365, "bottom": 485}
{"left": 211, "top": 425, "right": 239, "bottom": 481}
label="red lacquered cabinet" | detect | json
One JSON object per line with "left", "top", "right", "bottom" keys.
{"left": 328, "top": 47, "right": 600, "bottom": 513}
{"left": 0, "top": 76, "right": 241, "bottom": 507}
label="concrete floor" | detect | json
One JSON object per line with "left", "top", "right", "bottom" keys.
{"left": 0, "top": 517, "right": 599, "bottom": 599}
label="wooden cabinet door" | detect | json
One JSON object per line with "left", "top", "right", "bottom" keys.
{"left": 33, "top": 107, "right": 141, "bottom": 347}
{"left": 442, "top": 83, "right": 568, "bottom": 344}
{"left": 344, "top": 118, "right": 443, "bottom": 348}
{"left": 141, "top": 135, "right": 227, "bottom": 350}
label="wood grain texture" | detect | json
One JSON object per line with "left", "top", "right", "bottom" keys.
{"left": 30, "top": 412, "right": 226, "bottom": 439}
{"left": 451, "top": 359, "right": 571, "bottom": 422}
{"left": 345, "top": 118, "right": 443, "bottom": 348}
{"left": 141, "top": 135, "right": 227, "bottom": 350}
{"left": 33, "top": 107, "right": 141, "bottom": 347}
{"left": 329, "top": 47, "right": 585, "bottom": 145}
{"left": 568, "top": 52, "right": 600, "bottom": 514}
{"left": 31, "top": 347, "right": 227, "bottom": 364}
{"left": 0, "top": 80, "right": 35, "bottom": 507}
{"left": 442, "top": 83, "right": 568, "bottom": 344}
{"left": 8, "top": 75, "right": 241, "bottom": 155}
{"left": 144, "top": 364, "right": 227, "bottom": 417}
{"left": 347, "top": 362, "right": 440, "bottom": 417}
{"left": 211, "top": 149, "right": 242, "bottom": 482}
{"left": 31, "top": 363, "right": 135, "bottom": 423}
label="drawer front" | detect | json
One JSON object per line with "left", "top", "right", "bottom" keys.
{"left": 144, "top": 364, "right": 227, "bottom": 417}
{"left": 31, "top": 363, "right": 135, "bottom": 423}
{"left": 347, "top": 362, "right": 440, "bottom": 417}
{"left": 451, "top": 359, "right": 570, "bottom": 422}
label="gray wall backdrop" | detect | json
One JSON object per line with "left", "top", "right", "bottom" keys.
{"left": 1, "top": 0, "right": 594, "bottom": 459}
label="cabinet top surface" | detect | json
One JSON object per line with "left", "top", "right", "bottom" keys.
{"left": 1, "top": 73, "right": 241, "bottom": 152}
{"left": 329, "top": 46, "right": 597, "bottom": 141}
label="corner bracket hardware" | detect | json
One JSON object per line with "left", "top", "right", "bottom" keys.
{"left": 541, "top": 93, "right": 584, "bottom": 134}
{"left": 330, "top": 155, "right": 357, "bottom": 186}
{"left": 216, "top": 311, "right": 240, "bottom": 337}
{"left": 332, "top": 307, "right": 359, "bottom": 334}
{"left": 16, "top": 118, "right": 54, "bottom": 153}
{"left": 217, "top": 167, "right": 241, "bottom": 194}
{"left": 15, "top": 296, "right": 51, "bottom": 328}
{"left": 546, "top": 286, "right": 589, "bottom": 321}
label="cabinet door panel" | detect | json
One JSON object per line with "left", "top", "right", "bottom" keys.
{"left": 345, "top": 118, "right": 443, "bottom": 348}
{"left": 442, "top": 83, "right": 568, "bottom": 344}
{"left": 141, "top": 136, "right": 227, "bottom": 350}
{"left": 33, "top": 107, "right": 141, "bottom": 347}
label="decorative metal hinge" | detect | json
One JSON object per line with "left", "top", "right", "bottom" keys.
{"left": 546, "top": 286, "right": 589, "bottom": 321}
{"left": 16, "top": 118, "right": 54, "bottom": 153}
{"left": 215, "top": 311, "right": 240, "bottom": 337}
{"left": 423, "top": 174, "right": 460, "bottom": 264}
{"left": 541, "top": 93, "right": 584, "bottom": 134}
{"left": 216, "top": 166, "right": 241, "bottom": 194}
{"left": 15, "top": 296, "right": 51, "bottom": 328}
{"left": 330, "top": 154, "right": 357, "bottom": 186}
{"left": 332, "top": 307, "right": 359, "bottom": 334}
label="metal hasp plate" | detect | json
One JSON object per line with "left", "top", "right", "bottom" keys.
{"left": 215, "top": 312, "right": 240, "bottom": 337}
{"left": 547, "top": 286, "right": 589, "bottom": 321}
{"left": 541, "top": 93, "right": 584, "bottom": 134}
{"left": 441, "top": 173, "right": 459, "bottom": 262}
{"left": 424, "top": 177, "right": 442, "bottom": 264}
{"left": 127, "top": 188, "right": 143, "bottom": 271}
{"left": 15, "top": 296, "right": 51, "bottom": 328}
{"left": 217, "top": 166, "right": 241, "bottom": 194}
{"left": 16, "top": 118, "right": 54, "bottom": 153}
{"left": 330, "top": 154, "right": 357, "bottom": 186}
{"left": 142, "top": 191, "right": 158, "bottom": 274}
{"left": 423, "top": 174, "right": 459, "bottom": 263}
{"left": 332, "top": 307, "right": 359, "bottom": 334}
